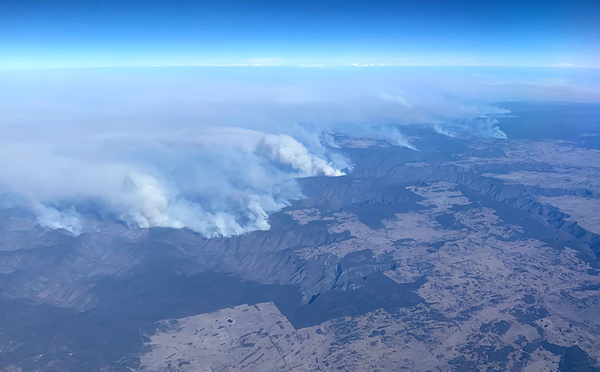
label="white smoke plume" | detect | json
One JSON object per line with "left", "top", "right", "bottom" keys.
{"left": 33, "top": 203, "right": 83, "bottom": 234}
{"left": 256, "top": 134, "right": 345, "bottom": 177}
{"left": 384, "top": 127, "right": 419, "bottom": 151}
{"left": 122, "top": 172, "right": 184, "bottom": 230}
{"left": 471, "top": 117, "right": 508, "bottom": 139}
{"left": 433, "top": 117, "right": 507, "bottom": 139}
{"left": 433, "top": 123, "right": 457, "bottom": 138}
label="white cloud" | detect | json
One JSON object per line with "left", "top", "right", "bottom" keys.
{"left": 554, "top": 62, "right": 576, "bottom": 68}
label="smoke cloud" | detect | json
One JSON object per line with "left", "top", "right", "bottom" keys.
{"left": 0, "top": 66, "right": 597, "bottom": 235}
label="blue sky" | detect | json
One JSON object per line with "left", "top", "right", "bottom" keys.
{"left": 1, "top": 0, "right": 599, "bottom": 68}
